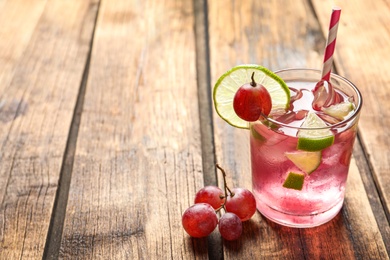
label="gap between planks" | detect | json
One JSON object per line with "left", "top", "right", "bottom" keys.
{"left": 42, "top": 2, "right": 102, "bottom": 259}
{"left": 193, "top": 0, "right": 224, "bottom": 259}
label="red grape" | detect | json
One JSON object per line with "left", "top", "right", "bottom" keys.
{"left": 218, "top": 212, "right": 242, "bottom": 241}
{"left": 182, "top": 203, "right": 218, "bottom": 238}
{"left": 225, "top": 188, "right": 257, "bottom": 221}
{"left": 194, "top": 186, "right": 225, "bottom": 209}
{"left": 233, "top": 73, "right": 272, "bottom": 121}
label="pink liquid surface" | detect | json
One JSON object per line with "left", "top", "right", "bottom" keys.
{"left": 251, "top": 80, "right": 358, "bottom": 227}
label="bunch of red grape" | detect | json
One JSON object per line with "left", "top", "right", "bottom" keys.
{"left": 182, "top": 164, "right": 257, "bottom": 241}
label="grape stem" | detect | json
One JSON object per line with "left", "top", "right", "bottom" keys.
{"left": 250, "top": 72, "right": 256, "bottom": 87}
{"left": 215, "top": 164, "right": 235, "bottom": 213}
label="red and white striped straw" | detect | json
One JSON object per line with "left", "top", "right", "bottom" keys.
{"left": 321, "top": 7, "right": 341, "bottom": 81}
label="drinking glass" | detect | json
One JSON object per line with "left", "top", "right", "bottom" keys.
{"left": 250, "top": 69, "right": 362, "bottom": 228}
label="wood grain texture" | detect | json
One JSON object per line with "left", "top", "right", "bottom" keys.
{"left": 312, "top": 0, "right": 390, "bottom": 223}
{"left": 0, "top": 0, "right": 98, "bottom": 259}
{"left": 1, "top": 0, "right": 389, "bottom": 259}
{"left": 59, "top": 0, "right": 207, "bottom": 258}
{"left": 0, "top": 0, "right": 47, "bottom": 91}
{"left": 208, "top": 0, "right": 388, "bottom": 259}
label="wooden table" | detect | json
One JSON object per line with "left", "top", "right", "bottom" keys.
{"left": 1, "top": 0, "right": 389, "bottom": 259}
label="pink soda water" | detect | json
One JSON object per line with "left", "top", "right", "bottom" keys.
{"left": 251, "top": 69, "right": 362, "bottom": 228}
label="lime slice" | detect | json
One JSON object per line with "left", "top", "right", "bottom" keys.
{"left": 297, "top": 112, "right": 334, "bottom": 151}
{"left": 283, "top": 172, "right": 304, "bottom": 190}
{"left": 285, "top": 151, "right": 322, "bottom": 174}
{"left": 322, "top": 101, "right": 355, "bottom": 120}
{"left": 213, "top": 65, "right": 290, "bottom": 129}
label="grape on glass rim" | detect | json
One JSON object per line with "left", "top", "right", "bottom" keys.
{"left": 233, "top": 72, "right": 272, "bottom": 121}
{"left": 194, "top": 186, "right": 225, "bottom": 210}
{"left": 218, "top": 212, "right": 242, "bottom": 241}
{"left": 182, "top": 203, "right": 218, "bottom": 238}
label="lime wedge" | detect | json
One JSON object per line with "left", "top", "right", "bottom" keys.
{"left": 322, "top": 101, "right": 355, "bottom": 120}
{"left": 283, "top": 172, "right": 304, "bottom": 190}
{"left": 213, "top": 65, "right": 290, "bottom": 129}
{"left": 285, "top": 151, "right": 321, "bottom": 174}
{"left": 250, "top": 124, "right": 265, "bottom": 142}
{"left": 297, "top": 112, "right": 334, "bottom": 151}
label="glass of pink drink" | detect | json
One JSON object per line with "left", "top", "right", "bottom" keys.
{"left": 250, "top": 69, "right": 362, "bottom": 228}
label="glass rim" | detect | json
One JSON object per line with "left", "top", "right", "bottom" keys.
{"left": 261, "top": 68, "right": 363, "bottom": 130}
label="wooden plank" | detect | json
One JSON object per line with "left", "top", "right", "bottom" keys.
{"left": 208, "top": 0, "right": 388, "bottom": 258}
{"left": 0, "top": 0, "right": 47, "bottom": 127}
{"left": 59, "top": 0, "right": 207, "bottom": 258}
{"left": 0, "top": 0, "right": 47, "bottom": 89}
{"left": 353, "top": 136, "right": 390, "bottom": 252}
{"left": 0, "top": 0, "right": 98, "bottom": 259}
{"left": 313, "top": 0, "right": 390, "bottom": 253}
{"left": 312, "top": 0, "right": 390, "bottom": 233}
{"left": 209, "top": 1, "right": 320, "bottom": 257}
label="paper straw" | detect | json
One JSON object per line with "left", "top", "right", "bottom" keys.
{"left": 321, "top": 7, "right": 341, "bottom": 81}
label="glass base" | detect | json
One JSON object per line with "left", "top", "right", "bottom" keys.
{"left": 256, "top": 199, "right": 344, "bottom": 228}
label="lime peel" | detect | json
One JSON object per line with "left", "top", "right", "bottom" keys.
{"left": 283, "top": 172, "right": 304, "bottom": 190}
{"left": 297, "top": 112, "right": 334, "bottom": 151}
